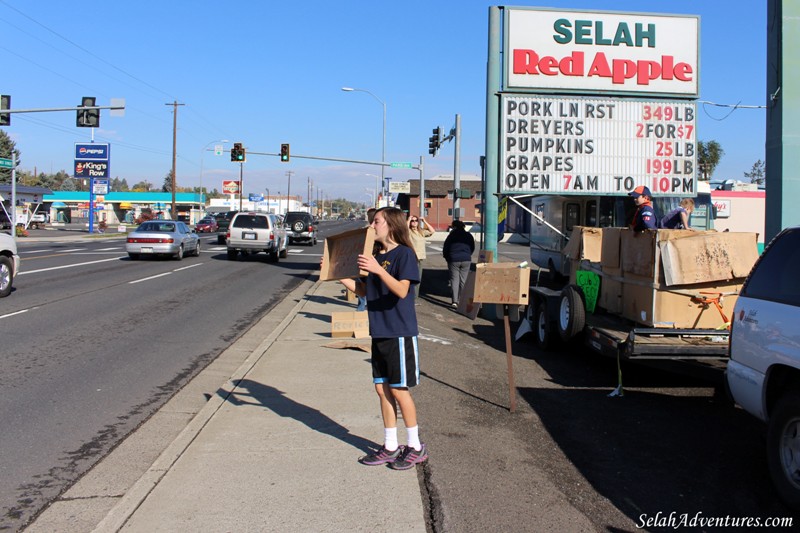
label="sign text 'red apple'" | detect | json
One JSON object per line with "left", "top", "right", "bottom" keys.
{"left": 505, "top": 9, "right": 699, "bottom": 97}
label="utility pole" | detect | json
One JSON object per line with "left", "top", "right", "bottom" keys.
{"left": 285, "top": 170, "right": 294, "bottom": 215}
{"left": 165, "top": 100, "right": 185, "bottom": 219}
{"left": 453, "top": 113, "right": 462, "bottom": 220}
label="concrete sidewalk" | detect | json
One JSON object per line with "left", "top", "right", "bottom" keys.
{"left": 76, "top": 279, "right": 424, "bottom": 532}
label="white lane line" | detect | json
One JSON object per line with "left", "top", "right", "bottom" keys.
{"left": 173, "top": 263, "right": 202, "bottom": 272}
{"left": 20, "top": 249, "right": 52, "bottom": 254}
{"left": 0, "top": 308, "right": 31, "bottom": 320}
{"left": 129, "top": 272, "right": 172, "bottom": 284}
{"left": 60, "top": 248, "right": 87, "bottom": 253}
{"left": 96, "top": 247, "right": 122, "bottom": 251}
{"left": 18, "top": 257, "right": 122, "bottom": 275}
{"left": 208, "top": 247, "right": 226, "bottom": 251}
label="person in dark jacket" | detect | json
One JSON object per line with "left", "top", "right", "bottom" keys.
{"left": 628, "top": 185, "right": 657, "bottom": 232}
{"left": 442, "top": 220, "right": 475, "bottom": 308}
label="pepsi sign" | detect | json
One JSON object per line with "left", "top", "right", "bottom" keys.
{"left": 75, "top": 143, "right": 109, "bottom": 161}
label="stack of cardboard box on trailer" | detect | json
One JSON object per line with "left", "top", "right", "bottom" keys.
{"left": 564, "top": 227, "right": 760, "bottom": 329}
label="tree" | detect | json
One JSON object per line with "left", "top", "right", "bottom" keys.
{"left": 0, "top": 129, "right": 21, "bottom": 184}
{"left": 744, "top": 160, "right": 765, "bottom": 185}
{"left": 132, "top": 180, "right": 152, "bottom": 192}
{"left": 162, "top": 170, "right": 174, "bottom": 193}
{"left": 697, "top": 140, "right": 724, "bottom": 180}
{"left": 59, "top": 176, "right": 76, "bottom": 191}
{"left": 111, "top": 177, "right": 130, "bottom": 192}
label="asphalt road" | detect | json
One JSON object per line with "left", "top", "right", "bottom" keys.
{"left": 0, "top": 221, "right": 349, "bottom": 531}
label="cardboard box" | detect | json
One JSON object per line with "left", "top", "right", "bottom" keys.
{"left": 598, "top": 267, "right": 623, "bottom": 314}
{"left": 600, "top": 227, "right": 626, "bottom": 270}
{"left": 330, "top": 311, "right": 369, "bottom": 338}
{"left": 562, "top": 226, "right": 603, "bottom": 262}
{"left": 620, "top": 275, "right": 741, "bottom": 328}
{"left": 319, "top": 227, "right": 376, "bottom": 281}
{"left": 660, "top": 231, "right": 759, "bottom": 286}
{"left": 473, "top": 263, "right": 531, "bottom": 305}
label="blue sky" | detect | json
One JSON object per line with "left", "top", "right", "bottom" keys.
{"left": 1, "top": 0, "right": 766, "bottom": 203}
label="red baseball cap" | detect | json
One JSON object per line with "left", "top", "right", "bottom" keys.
{"left": 628, "top": 185, "right": 652, "bottom": 198}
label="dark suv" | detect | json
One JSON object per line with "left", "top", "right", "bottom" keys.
{"left": 215, "top": 211, "right": 237, "bottom": 244}
{"left": 284, "top": 211, "right": 317, "bottom": 245}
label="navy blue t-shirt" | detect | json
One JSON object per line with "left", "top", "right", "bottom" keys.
{"left": 631, "top": 203, "right": 657, "bottom": 231}
{"left": 366, "top": 245, "right": 419, "bottom": 338}
{"left": 660, "top": 207, "right": 688, "bottom": 229}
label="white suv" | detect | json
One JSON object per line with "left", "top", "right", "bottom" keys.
{"left": 727, "top": 225, "right": 800, "bottom": 510}
{"left": 226, "top": 212, "right": 288, "bottom": 262}
{"left": 0, "top": 232, "right": 20, "bottom": 297}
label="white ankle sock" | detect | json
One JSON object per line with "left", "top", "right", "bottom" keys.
{"left": 384, "top": 427, "right": 398, "bottom": 451}
{"left": 406, "top": 425, "right": 421, "bottom": 451}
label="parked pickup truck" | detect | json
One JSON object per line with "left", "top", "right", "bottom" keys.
{"left": 726, "top": 225, "right": 800, "bottom": 510}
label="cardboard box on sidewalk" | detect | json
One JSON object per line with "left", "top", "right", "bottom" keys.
{"left": 331, "top": 311, "right": 369, "bottom": 338}
{"left": 473, "top": 263, "right": 530, "bottom": 305}
{"left": 319, "top": 227, "right": 376, "bottom": 281}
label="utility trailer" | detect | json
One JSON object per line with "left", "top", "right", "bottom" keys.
{"left": 527, "top": 284, "right": 729, "bottom": 363}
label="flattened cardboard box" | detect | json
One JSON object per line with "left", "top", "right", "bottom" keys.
{"left": 620, "top": 275, "right": 741, "bottom": 328}
{"left": 660, "top": 231, "right": 759, "bottom": 286}
{"left": 331, "top": 311, "right": 369, "bottom": 339}
{"left": 319, "top": 227, "right": 376, "bottom": 281}
{"left": 473, "top": 263, "right": 530, "bottom": 305}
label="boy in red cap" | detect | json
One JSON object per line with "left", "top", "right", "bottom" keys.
{"left": 628, "top": 186, "right": 657, "bottom": 231}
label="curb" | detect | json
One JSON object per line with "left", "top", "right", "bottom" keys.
{"left": 91, "top": 277, "right": 321, "bottom": 533}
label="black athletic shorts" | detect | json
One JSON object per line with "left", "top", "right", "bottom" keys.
{"left": 371, "top": 336, "right": 420, "bottom": 388}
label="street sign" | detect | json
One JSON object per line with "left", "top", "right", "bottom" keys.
{"left": 75, "top": 143, "right": 110, "bottom": 161}
{"left": 390, "top": 162, "right": 412, "bottom": 169}
{"left": 389, "top": 181, "right": 411, "bottom": 193}
{"left": 0, "top": 158, "right": 13, "bottom": 169}
{"left": 93, "top": 179, "right": 109, "bottom": 195}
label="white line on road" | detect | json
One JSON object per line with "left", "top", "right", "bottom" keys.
{"left": 96, "top": 247, "right": 122, "bottom": 251}
{"left": 0, "top": 308, "right": 31, "bottom": 320}
{"left": 19, "top": 249, "right": 51, "bottom": 254}
{"left": 173, "top": 263, "right": 202, "bottom": 272}
{"left": 129, "top": 272, "right": 172, "bottom": 284}
{"left": 60, "top": 248, "right": 87, "bottom": 253}
{"left": 18, "top": 257, "right": 122, "bottom": 275}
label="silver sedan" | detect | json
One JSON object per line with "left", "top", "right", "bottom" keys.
{"left": 126, "top": 220, "right": 200, "bottom": 260}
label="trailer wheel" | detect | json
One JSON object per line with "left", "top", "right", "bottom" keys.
{"left": 535, "top": 301, "right": 556, "bottom": 351}
{"left": 558, "top": 284, "right": 586, "bottom": 342}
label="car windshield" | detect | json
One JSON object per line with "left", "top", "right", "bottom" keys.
{"left": 233, "top": 215, "right": 268, "bottom": 229}
{"left": 139, "top": 222, "right": 175, "bottom": 232}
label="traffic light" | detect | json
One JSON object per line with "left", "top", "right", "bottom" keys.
{"left": 76, "top": 96, "right": 100, "bottom": 128}
{"left": 0, "top": 95, "right": 10, "bottom": 126}
{"left": 280, "top": 143, "right": 290, "bottom": 162}
{"left": 231, "top": 142, "right": 245, "bottom": 162}
{"left": 428, "top": 127, "right": 441, "bottom": 157}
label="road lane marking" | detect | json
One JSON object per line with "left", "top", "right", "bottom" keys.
{"left": 18, "top": 257, "right": 122, "bottom": 275}
{"left": 173, "top": 263, "right": 202, "bottom": 272}
{"left": 129, "top": 272, "right": 172, "bottom": 284}
{"left": 0, "top": 308, "right": 31, "bottom": 320}
{"left": 96, "top": 247, "right": 122, "bottom": 251}
{"left": 60, "top": 248, "right": 87, "bottom": 253}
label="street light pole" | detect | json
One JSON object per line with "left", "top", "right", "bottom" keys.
{"left": 342, "top": 87, "right": 385, "bottom": 206}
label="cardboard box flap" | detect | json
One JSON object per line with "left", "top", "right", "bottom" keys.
{"left": 562, "top": 226, "right": 603, "bottom": 261}
{"left": 621, "top": 230, "right": 658, "bottom": 278}
{"left": 600, "top": 227, "right": 626, "bottom": 269}
{"left": 660, "top": 231, "right": 759, "bottom": 286}
{"left": 473, "top": 263, "right": 531, "bottom": 305}
{"left": 319, "top": 227, "right": 376, "bottom": 281}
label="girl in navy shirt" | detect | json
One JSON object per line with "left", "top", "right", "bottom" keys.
{"left": 337, "top": 207, "right": 428, "bottom": 470}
